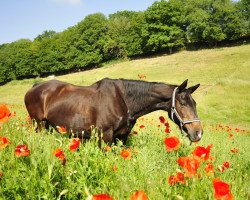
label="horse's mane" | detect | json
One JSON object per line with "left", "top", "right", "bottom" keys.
{"left": 121, "top": 79, "right": 167, "bottom": 104}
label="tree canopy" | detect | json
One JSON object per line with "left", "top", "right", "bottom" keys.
{"left": 0, "top": 0, "right": 249, "bottom": 84}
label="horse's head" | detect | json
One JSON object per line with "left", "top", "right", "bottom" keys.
{"left": 169, "top": 80, "right": 203, "bottom": 142}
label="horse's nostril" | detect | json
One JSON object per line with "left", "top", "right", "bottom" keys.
{"left": 196, "top": 130, "right": 202, "bottom": 139}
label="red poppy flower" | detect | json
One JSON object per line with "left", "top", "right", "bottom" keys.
{"left": 120, "top": 149, "right": 132, "bottom": 160}
{"left": 164, "top": 137, "right": 180, "bottom": 152}
{"left": 176, "top": 172, "right": 185, "bottom": 184}
{"left": 229, "top": 134, "right": 233, "bottom": 138}
{"left": 0, "top": 137, "right": 11, "bottom": 149}
{"left": 212, "top": 178, "right": 233, "bottom": 200}
{"left": 112, "top": 165, "right": 118, "bottom": 171}
{"left": 133, "top": 131, "right": 138, "bottom": 135}
{"left": 177, "top": 156, "right": 200, "bottom": 177}
{"left": 92, "top": 193, "right": 114, "bottom": 200}
{"left": 53, "top": 148, "right": 66, "bottom": 165}
{"left": 130, "top": 190, "right": 148, "bottom": 200}
{"left": 230, "top": 148, "right": 238, "bottom": 153}
{"left": 204, "top": 162, "right": 214, "bottom": 175}
{"left": 56, "top": 126, "right": 67, "bottom": 134}
{"left": 159, "top": 116, "right": 165, "bottom": 124}
{"left": 235, "top": 128, "right": 240, "bottom": 132}
{"left": 0, "top": 172, "right": 3, "bottom": 178}
{"left": 223, "top": 161, "right": 230, "bottom": 169}
{"left": 26, "top": 116, "right": 32, "bottom": 125}
{"left": 192, "top": 144, "right": 212, "bottom": 161}
{"left": 69, "top": 138, "right": 80, "bottom": 152}
{"left": 15, "top": 144, "right": 30, "bottom": 157}
{"left": 104, "top": 145, "right": 112, "bottom": 152}
{"left": 0, "top": 104, "right": 11, "bottom": 123}
{"left": 164, "top": 122, "right": 170, "bottom": 128}
{"left": 164, "top": 127, "right": 170, "bottom": 133}
{"left": 168, "top": 175, "right": 177, "bottom": 185}
{"left": 217, "top": 166, "right": 225, "bottom": 172}
{"left": 139, "top": 125, "right": 145, "bottom": 129}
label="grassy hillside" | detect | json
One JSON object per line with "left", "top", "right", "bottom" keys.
{"left": 0, "top": 45, "right": 249, "bottom": 199}
{"left": 1, "top": 44, "right": 249, "bottom": 128}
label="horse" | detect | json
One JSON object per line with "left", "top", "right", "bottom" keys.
{"left": 24, "top": 78, "right": 203, "bottom": 145}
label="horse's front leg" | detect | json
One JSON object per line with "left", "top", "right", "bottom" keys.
{"left": 102, "top": 127, "right": 114, "bottom": 147}
{"left": 114, "top": 120, "right": 137, "bottom": 145}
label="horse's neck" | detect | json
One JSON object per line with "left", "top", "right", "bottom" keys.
{"left": 123, "top": 81, "right": 175, "bottom": 119}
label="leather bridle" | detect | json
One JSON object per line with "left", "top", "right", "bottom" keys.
{"left": 171, "top": 87, "right": 200, "bottom": 136}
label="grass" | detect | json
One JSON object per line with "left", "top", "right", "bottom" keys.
{"left": 0, "top": 44, "right": 249, "bottom": 127}
{"left": 0, "top": 44, "right": 250, "bottom": 199}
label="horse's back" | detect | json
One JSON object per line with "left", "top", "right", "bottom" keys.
{"left": 24, "top": 80, "right": 71, "bottom": 120}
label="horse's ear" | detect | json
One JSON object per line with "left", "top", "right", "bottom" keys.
{"left": 188, "top": 84, "right": 200, "bottom": 93}
{"left": 177, "top": 79, "right": 188, "bottom": 93}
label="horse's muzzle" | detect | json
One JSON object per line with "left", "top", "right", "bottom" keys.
{"left": 189, "top": 129, "right": 203, "bottom": 142}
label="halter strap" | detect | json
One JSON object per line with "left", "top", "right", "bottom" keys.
{"left": 171, "top": 87, "right": 200, "bottom": 135}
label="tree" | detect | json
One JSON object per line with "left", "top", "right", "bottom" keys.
{"left": 144, "top": 0, "right": 185, "bottom": 53}
{"left": 70, "top": 13, "right": 107, "bottom": 68}
{"left": 104, "top": 11, "right": 146, "bottom": 58}
{"left": 35, "top": 30, "right": 57, "bottom": 41}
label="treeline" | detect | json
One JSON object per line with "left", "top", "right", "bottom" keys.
{"left": 0, "top": 0, "right": 249, "bottom": 84}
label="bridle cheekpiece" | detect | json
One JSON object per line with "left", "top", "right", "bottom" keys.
{"left": 171, "top": 87, "right": 200, "bottom": 136}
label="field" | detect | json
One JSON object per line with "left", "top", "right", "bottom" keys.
{"left": 0, "top": 44, "right": 249, "bottom": 199}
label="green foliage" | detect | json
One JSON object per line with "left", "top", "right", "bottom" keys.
{"left": 0, "top": 0, "right": 249, "bottom": 83}
{"left": 144, "top": 0, "right": 185, "bottom": 53}
{"left": 0, "top": 109, "right": 249, "bottom": 199}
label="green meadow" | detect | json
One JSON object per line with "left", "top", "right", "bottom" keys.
{"left": 0, "top": 44, "right": 249, "bottom": 199}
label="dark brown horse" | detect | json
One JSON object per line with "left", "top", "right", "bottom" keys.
{"left": 24, "top": 78, "right": 203, "bottom": 144}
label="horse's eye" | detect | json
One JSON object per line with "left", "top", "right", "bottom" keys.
{"left": 180, "top": 101, "right": 186, "bottom": 106}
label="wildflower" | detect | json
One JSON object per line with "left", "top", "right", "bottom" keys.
{"left": 15, "top": 144, "right": 30, "bottom": 157}
{"left": 192, "top": 144, "right": 212, "bottom": 161}
{"left": 0, "top": 137, "right": 11, "bottom": 149}
{"left": 168, "top": 175, "right": 177, "bottom": 185}
{"left": 176, "top": 172, "right": 185, "bottom": 184}
{"left": 159, "top": 116, "right": 165, "bottom": 124}
{"left": 12, "top": 111, "right": 16, "bottom": 117}
{"left": 164, "top": 126, "right": 170, "bottom": 133}
{"left": 0, "top": 172, "right": 3, "bottom": 178}
{"left": 212, "top": 178, "right": 233, "bottom": 200}
{"left": 223, "top": 161, "right": 230, "bottom": 169}
{"left": 204, "top": 162, "right": 214, "bottom": 175}
{"left": 104, "top": 145, "right": 111, "bottom": 152}
{"left": 112, "top": 165, "right": 118, "bottom": 171}
{"left": 130, "top": 190, "right": 148, "bottom": 200}
{"left": 177, "top": 156, "right": 200, "bottom": 178}
{"left": 120, "top": 149, "right": 132, "bottom": 160}
{"left": 164, "top": 136, "right": 180, "bottom": 152}
{"left": 56, "top": 126, "right": 67, "bottom": 134}
{"left": 26, "top": 116, "right": 32, "bottom": 125}
{"left": 229, "top": 134, "right": 233, "bottom": 138}
{"left": 0, "top": 104, "right": 11, "bottom": 123}
{"left": 54, "top": 148, "right": 66, "bottom": 165}
{"left": 235, "top": 128, "right": 240, "bottom": 132}
{"left": 133, "top": 131, "right": 138, "bottom": 135}
{"left": 230, "top": 148, "right": 238, "bottom": 153}
{"left": 69, "top": 138, "right": 80, "bottom": 152}
{"left": 92, "top": 193, "right": 114, "bottom": 200}
{"left": 139, "top": 125, "right": 145, "bottom": 129}
{"left": 217, "top": 166, "right": 225, "bottom": 172}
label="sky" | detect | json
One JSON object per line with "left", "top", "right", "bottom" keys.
{"left": 0, "top": 0, "right": 156, "bottom": 45}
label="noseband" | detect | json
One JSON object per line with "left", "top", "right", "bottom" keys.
{"left": 171, "top": 87, "right": 200, "bottom": 135}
